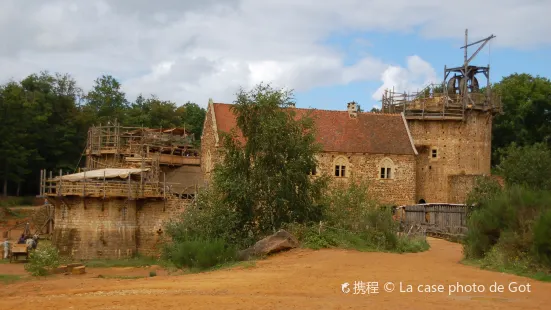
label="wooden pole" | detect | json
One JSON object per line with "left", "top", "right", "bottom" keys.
{"left": 163, "top": 172, "right": 166, "bottom": 200}
{"left": 103, "top": 170, "right": 106, "bottom": 199}
{"left": 48, "top": 204, "right": 53, "bottom": 235}
{"left": 128, "top": 174, "right": 131, "bottom": 200}
{"left": 39, "top": 169, "right": 43, "bottom": 197}
{"left": 58, "top": 169, "right": 62, "bottom": 196}
{"left": 49, "top": 171, "right": 52, "bottom": 195}
{"left": 83, "top": 170, "right": 86, "bottom": 197}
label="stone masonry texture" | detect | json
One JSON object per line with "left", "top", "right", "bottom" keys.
{"left": 51, "top": 196, "right": 191, "bottom": 260}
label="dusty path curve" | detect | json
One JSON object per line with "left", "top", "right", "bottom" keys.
{"left": 1, "top": 238, "right": 550, "bottom": 309}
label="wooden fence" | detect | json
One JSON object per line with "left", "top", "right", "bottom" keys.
{"left": 398, "top": 203, "right": 469, "bottom": 238}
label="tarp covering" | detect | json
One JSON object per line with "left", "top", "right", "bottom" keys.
{"left": 53, "top": 168, "right": 150, "bottom": 182}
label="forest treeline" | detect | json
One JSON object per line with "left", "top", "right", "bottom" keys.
{"left": 0, "top": 71, "right": 549, "bottom": 197}
{"left": 0, "top": 72, "right": 206, "bottom": 196}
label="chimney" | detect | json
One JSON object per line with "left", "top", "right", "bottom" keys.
{"left": 347, "top": 101, "right": 358, "bottom": 117}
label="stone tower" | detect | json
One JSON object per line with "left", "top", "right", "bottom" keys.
{"left": 382, "top": 30, "right": 502, "bottom": 203}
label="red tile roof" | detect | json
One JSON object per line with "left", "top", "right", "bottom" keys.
{"left": 212, "top": 103, "right": 415, "bottom": 155}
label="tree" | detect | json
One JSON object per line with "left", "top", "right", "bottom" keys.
{"left": 127, "top": 95, "right": 181, "bottom": 128}
{"left": 176, "top": 102, "right": 206, "bottom": 140}
{"left": 0, "top": 82, "right": 33, "bottom": 196}
{"left": 83, "top": 75, "right": 128, "bottom": 124}
{"left": 491, "top": 73, "right": 551, "bottom": 165}
{"left": 496, "top": 143, "right": 551, "bottom": 190}
{"left": 212, "top": 83, "right": 328, "bottom": 239}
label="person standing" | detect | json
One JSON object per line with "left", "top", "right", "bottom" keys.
{"left": 25, "top": 236, "right": 34, "bottom": 251}
{"left": 3, "top": 238, "right": 9, "bottom": 259}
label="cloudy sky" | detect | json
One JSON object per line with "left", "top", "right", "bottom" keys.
{"left": 1, "top": 0, "right": 550, "bottom": 110}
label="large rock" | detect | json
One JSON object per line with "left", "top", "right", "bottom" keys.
{"left": 238, "top": 229, "right": 299, "bottom": 261}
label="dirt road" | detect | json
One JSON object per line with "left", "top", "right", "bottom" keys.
{"left": 1, "top": 238, "right": 550, "bottom": 309}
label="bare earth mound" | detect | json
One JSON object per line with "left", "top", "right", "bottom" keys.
{"left": 1, "top": 238, "right": 550, "bottom": 309}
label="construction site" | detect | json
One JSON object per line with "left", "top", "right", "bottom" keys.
{"left": 35, "top": 123, "right": 203, "bottom": 259}
{"left": 2, "top": 28, "right": 551, "bottom": 310}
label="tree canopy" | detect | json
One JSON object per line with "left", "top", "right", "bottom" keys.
{"left": 0, "top": 71, "right": 206, "bottom": 197}
{"left": 491, "top": 73, "right": 551, "bottom": 165}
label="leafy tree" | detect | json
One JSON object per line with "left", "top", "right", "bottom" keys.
{"left": 212, "top": 83, "right": 328, "bottom": 240}
{"left": 0, "top": 82, "right": 34, "bottom": 196}
{"left": 83, "top": 75, "right": 128, "bottom": 124}
{"left": 127, "top": 95, "right": 181, "bottom": 128}
{"left": 176, "top": 102, "right": 206, "bottom": 140}
{"left": 491, "top": 74, "right": 551, "bottom": 165}
{"left": 496, "top": 143, "right": 551, "bottom": 190}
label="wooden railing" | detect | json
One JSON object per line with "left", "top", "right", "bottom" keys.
{"left": 38, "top": 169, "right": 200, "bottom": 201}
{"left": 382, "top": 90, "right": 502, "bottom": 120}
{"left": 43, "top": 180, "right": 164, "bottom": 199}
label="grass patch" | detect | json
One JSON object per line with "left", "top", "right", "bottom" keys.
{"left": 286, "top": 221, "right": 430, "bottom": 254}
{"left": 0, "top": 196, "right": 35, "bottom": 207}
{"left": 462, "top": 258, "right": 551, "bottom": 282}
{"left": 0, "top": 274, "right": 23, "bottom": 284}
{"left": 164, "top": 238, "right": 237, "bottom": 271}
{"left": 97, "top": 274, "right": 147, "bottom": 280}
{"left": 83, "top": 256, "right": 163, "bottom": 268}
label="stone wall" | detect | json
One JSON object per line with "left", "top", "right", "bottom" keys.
{"left": 201, "top": 101, "right": 217, "bottom": 181}
{"left": 52, "top": 197, "right": 137, "bottom": 260}
{"left": 200, "top": 102, "right": 226, "bottom": 183}
{"left": 407, "top": 111, "right": 492, "bottom": 203}
{"left": 315, "top": 152, "right": 417, "bottom": 206}
{"left": 136, "top": 198, "right": 192, "bottom": 257}
{"left": 50, "top": 196, "right": 192, "bottom": 260}
{"left": 447, "top": 174, "right": 480, "bottom": 204}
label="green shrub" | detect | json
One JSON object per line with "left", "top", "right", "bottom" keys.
{"left": 149, "top": 271, "right": 157, "bottom": 277}
{"left": 464, "top": 184, "right": 551, "bottom": 274}
{"left": 24, "top": 244, "right": 60, "bottom": 276}
{"left": 532, "top": 209, "right": 551, "bottom": 268}
{"left": 466, "top": 176, "right": 502, "bottom": 208}
{"left": 286, "top": 177, "right": 429, "bottom": 254}
{"left": 165, "top": 186, "right": 247, "bottom": 248}
{"left": 164, "top": 238, "right": 237, "bottom": 270}
{"left": 497, "top": 143, "right": 551, "bottom": 190}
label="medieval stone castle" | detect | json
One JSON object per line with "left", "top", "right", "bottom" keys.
{"left": 39, "top": 34, "right": 501, "bottom": 259}
{"left": 201, "top": 85, "right": 499, "bottom": 206}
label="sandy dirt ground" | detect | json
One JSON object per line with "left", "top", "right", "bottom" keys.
{"left": 1, "top": 238, "right": 550, "bottom": 310}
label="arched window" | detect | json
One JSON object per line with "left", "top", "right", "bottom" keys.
{"left": 378, "top": 158, "right": 395, "bottom": 179}
{"left": 334, "top": 156, "right": 349, "bottom": 178}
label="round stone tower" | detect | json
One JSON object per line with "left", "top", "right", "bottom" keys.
{"left": 381, "top": 30, "right": 501, "bottom": 203}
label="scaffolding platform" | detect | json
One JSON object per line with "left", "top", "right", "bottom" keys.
{"left": 85, "top": 122, "right": 200, "bottom": 170}
{"left": 38, "top": 168, "right": 198, "bottom": 200}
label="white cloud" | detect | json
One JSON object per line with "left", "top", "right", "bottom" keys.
{"left": 372, "top": 55, "right": 439, "bottom": 100}
{"left": 0, "top": 0, "right": 549, "bottom": 107}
